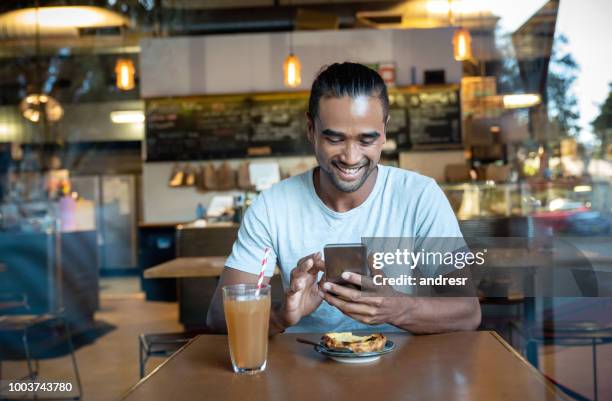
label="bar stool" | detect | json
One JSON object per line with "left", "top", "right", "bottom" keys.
{"left": 0, "top": 294, "right": 83, "bottom": 400}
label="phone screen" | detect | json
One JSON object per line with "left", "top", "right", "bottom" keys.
{"left": 323, "top": 243, "right": 368, "bottom": 284}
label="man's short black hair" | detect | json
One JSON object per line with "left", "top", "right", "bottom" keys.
{"left": 308, "top": 62, "right": 389, "bottom": 123}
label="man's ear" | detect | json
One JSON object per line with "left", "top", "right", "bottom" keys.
{"left": 382, "top": 114, "right": 390, "bottom": 143}
{"left": 306, "top": 112, "right": 315, "bottom": 144}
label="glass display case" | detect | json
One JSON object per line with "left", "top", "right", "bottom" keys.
{"left": 440, "top": 180, "right": 612, "bottom": 220}
{"left": 441, "top": 182, "right": 531, "bottom": 220}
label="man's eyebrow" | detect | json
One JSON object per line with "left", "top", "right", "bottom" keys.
{"left": 360, "top": 131, "right": 381, "bottom": 139}
{"left": 321, "top": 129, "right": 345, "bottom": 137}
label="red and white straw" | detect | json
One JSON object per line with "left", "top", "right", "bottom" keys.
{"left": 256, "top": 247, "right": 270, "bottom": 294}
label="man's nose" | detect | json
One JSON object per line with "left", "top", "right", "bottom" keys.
{"left": 338, "top": 142, "right": 362, "bottom": 166}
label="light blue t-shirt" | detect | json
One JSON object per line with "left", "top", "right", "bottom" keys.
{"left": 225, "top": 164, "right": 463, "bottom": 332}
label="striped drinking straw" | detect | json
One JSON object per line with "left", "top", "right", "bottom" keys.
{"left": 255, "top": 247, "right": 270, "bottom": 296}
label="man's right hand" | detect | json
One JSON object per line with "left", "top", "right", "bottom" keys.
{"left": 280, "top": 252, "right": 325, "bottom": 327}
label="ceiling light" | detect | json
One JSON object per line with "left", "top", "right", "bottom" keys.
{"left": 283, "top": 53, "right": 302, "bottom": 88}
{"left": 426, "top": 0, "right": 489, "bottom": 16}
{"left": 453, "top": 27, "right": 472, "bottom": 61}
{"left": 502, "top": 94, "right": 541, "bottom": 109}
{"left": 19, "top": 94, "right": 63, "bottom": 123}
{"left": 573, "top": 185, "right": 592, "bottom": 193}
{"left": 0, "top": 6, "right": 129, "bottom": 37}
{"left": 110, "top": 111, "right": 144, "bottom": 124}
{"left": 115, "top": 58, "right": 136, "bottom": 91}
{"left": 426, "top": 0, "right": 462, "bottom": 15}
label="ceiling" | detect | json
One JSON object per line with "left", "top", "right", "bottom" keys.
{"left": 0, "top": 0, "right": 503, "bottom": 106}
{"left": 0, "top": 0, "right": 500, "bottom": 56}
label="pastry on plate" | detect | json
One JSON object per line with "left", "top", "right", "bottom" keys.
{"left": 321, "top": 332, "right": 387, "bottom": 353}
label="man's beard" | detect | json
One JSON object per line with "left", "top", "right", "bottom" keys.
{"left": 320, "top": 159, "right": 375, "bottom": 193}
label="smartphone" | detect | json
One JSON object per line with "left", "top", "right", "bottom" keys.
{"left": 323, "top": 243, "right": 368, "bottom": 284}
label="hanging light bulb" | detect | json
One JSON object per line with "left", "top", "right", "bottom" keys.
{"left": 453, "top": 27, "right": 472, "bottom": 61}
{"left": 283, "top": 53, "right": 302, "bottom": 88}
{"left": 115, "top": 58, "right": 135, "bottom": 90}
{"left": 19, "top": 94, "right": 63, "bottom": 123}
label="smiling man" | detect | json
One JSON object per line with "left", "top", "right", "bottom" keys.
{"left": 207, "top": 62, "right": 481, "bottom": 334}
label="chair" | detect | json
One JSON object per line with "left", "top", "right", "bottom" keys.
{"left": 138, "top": 331, "right": 205, "bottom": 378}
{"left": 460, "top": 217, "right": 537, "bottom": 351}
{"left": 527, "top": 322, "right": 612, "bottom": 401}
{"left": 138, "top": 225, "right": 283, "bottom": 378}
{"left": 137, "top": 226, "right": 238, "bottom": 378}
{"left": 0, "top": 292, "right": 83, "bottom": 400}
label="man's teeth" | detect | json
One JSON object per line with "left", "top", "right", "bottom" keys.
{"left": 337, "top": 166, "right": 361, "bottom": 174}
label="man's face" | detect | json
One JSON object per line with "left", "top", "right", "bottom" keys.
{"left": 308, "top": 95, "right": 386, "bottom": 193}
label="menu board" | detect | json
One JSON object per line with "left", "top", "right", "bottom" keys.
{"left": 146, "top": 96, "right": 250, "bottom": 161}
{"left": 399, "top": 86, "right": 462, "bottom": 148}
{"left": 145, "top": 85, "right": 460, "bottom": 161}
{"left": 248, "top": 94, "right": 311, "bottom": 156}
{"left": 387, "top": 93, "right": 411, "bottom": 149}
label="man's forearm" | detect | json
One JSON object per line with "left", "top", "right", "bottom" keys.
{"left": 269, "top": 302, "right": 288, "bottom": 335}
{"left": 206, "top": 292, "right": 228, "bottom": 334}
{"left": 392, "top": 297, "right": 481, "bottom": 334}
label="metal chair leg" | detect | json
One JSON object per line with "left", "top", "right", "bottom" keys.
{"left": 139, "top": 337, "right": 145, "bottom": 379}
{"left": 61, "top": 319, "right": 83, "bottom": 401}
{"left": 21, "top": 328, "right": 36, "bottom": 399}
{"left": 21, "top": 329, "right": 35, "bottom": 380}
{"left": 592, "top": 339, "right": 598, "bottom": 401}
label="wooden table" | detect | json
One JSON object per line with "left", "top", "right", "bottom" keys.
{"left": 144, "top": 257, "right": 281, "bottom": 279}
{"left": 121, "top": 332, "right": 568, "bottom": 401}
{"left": 144, "top": 257, "right": 227, "bottom": 279}
{"left": 143, "top": 257, "right": 281, "bottom": 329}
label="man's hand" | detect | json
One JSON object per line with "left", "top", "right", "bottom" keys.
{"left": 320, "top": 270, "right": 481, "bottom": 333}
{"left": 320, "top": 271, "right": 410, "bottom": 326}
{"left": 280, "top": 252, "right": 325, "bottom": 327}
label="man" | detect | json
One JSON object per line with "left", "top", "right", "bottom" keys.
{"left": 207, "top": 62, "right": 481, "bottom": 334}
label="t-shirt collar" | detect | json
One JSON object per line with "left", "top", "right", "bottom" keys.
{"left": 307, "top": 164, "right": 385, "bottom": 219}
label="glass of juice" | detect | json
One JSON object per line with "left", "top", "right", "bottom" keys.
{"left": 222, "top": 284, "right": 271, "bottom": 374}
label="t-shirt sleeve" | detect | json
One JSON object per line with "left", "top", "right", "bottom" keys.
{"left": 414, "top": 179, "right": 467, "bottom": 278}
{"left": 225, "top": 193, "right": 276, "bottom": 277}
{"left": 415, "top": 179, "right": 463, "bottom": 238}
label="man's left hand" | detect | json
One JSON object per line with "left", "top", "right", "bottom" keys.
{"left": 320, "top": 271, "right": 413, "bottom": 326}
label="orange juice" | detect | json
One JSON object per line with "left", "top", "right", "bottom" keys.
{"left": 223, "top": 285, "right": 271, "bottom": 373}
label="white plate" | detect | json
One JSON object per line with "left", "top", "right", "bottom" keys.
{"left": 314, "top": 340, "right": 395, "bottom": 364}
{"left": 328, "top": 355, "right": 381, "bottom": 364}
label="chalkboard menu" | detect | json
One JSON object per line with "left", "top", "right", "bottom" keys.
{"left": 146, "top": 95, "right": 251, "bottom": 161}
{"left": 390, "top": 85, "right": 461, "bottom": 148}
{"left": 145, "top": 85, "right": 460, "bottom": 161}
{"left": 248, "top": 94, "right": 311, "bottom": 156}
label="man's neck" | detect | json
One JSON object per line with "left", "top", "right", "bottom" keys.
{"left": 313, "top": 166, "right": 379, "bottom": 213}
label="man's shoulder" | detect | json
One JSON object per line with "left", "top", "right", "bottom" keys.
{"left": 381, "top": 165, "right": 436, "bottom": 192}
{"left": 258, "top": 169, "right": 312, "bottom": 202}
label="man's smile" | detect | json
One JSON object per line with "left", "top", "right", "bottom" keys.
{"left": 332, "top": 162, "right": 367, "bottom": 180}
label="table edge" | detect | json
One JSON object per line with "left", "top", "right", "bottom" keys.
{"left": 119, "top": 335, "right": 201, "bottom": 400}
{"left": 488, "top": 331, "right": 572, "bottom": 401}
{"left": 144, "top": 257, "right": 226, "bottom": 279}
